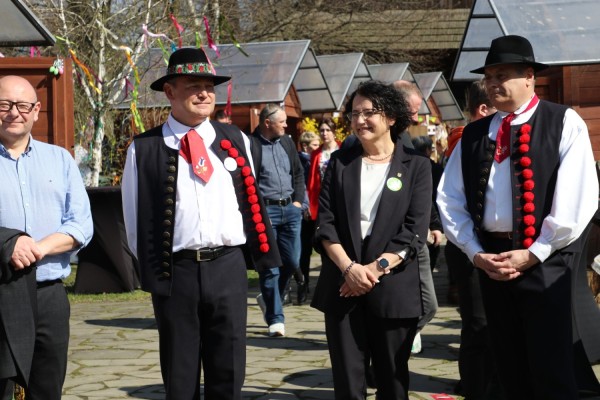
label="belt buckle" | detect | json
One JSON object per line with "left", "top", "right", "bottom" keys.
{"left": 507, "top": 232, "right": 513, "bottom": 240}
{"left": 196, "top": 250, "right": 210, "bottom": 262}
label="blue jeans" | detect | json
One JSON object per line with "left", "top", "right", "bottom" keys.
{"left": 258, "top": 203, "right": 302, "bottom": 325}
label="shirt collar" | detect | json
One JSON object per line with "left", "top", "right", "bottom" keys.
{"left": 0, "top": 135, "right": 33, "bottom": 159}
{"left": 167, "top": 114, "right": 215, "bottom": 146}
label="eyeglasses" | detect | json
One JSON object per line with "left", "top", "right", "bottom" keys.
{"left": 0, "top": 100, "right": 37, "bottom": 114}
{"left": 345, "top": 109, "right": 382, "bottom": 122}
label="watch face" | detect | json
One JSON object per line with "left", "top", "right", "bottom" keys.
{"left": 378, "top": 258, "right": 389, "bottom": 269}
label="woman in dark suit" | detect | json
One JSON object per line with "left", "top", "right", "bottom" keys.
{"left": 311, "top": 80, "right": 432, "bottom": 399}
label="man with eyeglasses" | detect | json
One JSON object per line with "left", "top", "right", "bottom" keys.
{"left": 250, "top": 104, "right": 305, "bottom": 337}
{"left": 0, "top": 75, "right": 93, "bottom": 400}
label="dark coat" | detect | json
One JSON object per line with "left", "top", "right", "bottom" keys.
{"left": 0, "top": 228, "right": 36, "bottom": 386}
{"left": 311, "top": 137, "right": 432, "bottom": 318}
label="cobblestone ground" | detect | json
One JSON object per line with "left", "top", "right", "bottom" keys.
{"left": 64, "top": 253, "right": 600, "bottom": 399}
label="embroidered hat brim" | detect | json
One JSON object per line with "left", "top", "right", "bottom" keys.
{"left": 150, "top": 47, "right": 231, "bottom": 91}
{"left": 471, "top": 35, "right": 548, "bottom": 74}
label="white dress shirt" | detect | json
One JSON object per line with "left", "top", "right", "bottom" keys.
{"left": 121, "top": 115, "right": 254, "bottom": 258}
{"left": 437, "top": 99, "right": 598, "bottom": 263}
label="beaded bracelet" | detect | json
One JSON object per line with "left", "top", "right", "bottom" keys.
{"left": 343, "top": 261, "right": 355, "bottom": 276}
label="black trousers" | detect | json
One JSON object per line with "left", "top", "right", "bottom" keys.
{"left": 152, "top": 248, "right": 248, "bottom": 400}
{"left": 479, "top": 237, "right": 578, "bottom": 400}
{"left": 324, "top": 301, "right": 417, "bottom": 400}
{"left": 26, "top": 282, "right": 70, "bottom": 400}
{"left": 299, "top": 219, "right": 316, "bottom": 285}
{"left": 446, "top": 241, "right": 505, "bottom": 400}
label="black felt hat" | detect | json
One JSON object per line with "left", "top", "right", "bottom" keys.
{"left": 150, "top": 47, "right": 230, "bottom": 91}
{"left": 470, "top": 35, "right": 548, "bottom": 74}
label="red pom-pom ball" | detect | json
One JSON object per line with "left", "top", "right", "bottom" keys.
{"left": 220, "top": 140, "right": 232, "bottom": 150}
{"left": 244, "top": 176, "right": 255, "bottom": 186}
{"left": 519, "top": 134, "right": 531, "bottom": 144}
{"left": 236, "top": 156, "right": 245, "bottom": 167}
{"left": 520, "top": 157, "right": 532, "bottom": 167}
{"left": 246, "top": 186, "right": 256, "bottom": 195}
{"left": 519, "top": 144, "right": 530, "bottom": 153}
{"left": 524, "top": 226, "right": 536, "bottom": 237}
{"left": 251, "top": 204, "right": 260, "bottom": 213}
{"left": 523, "top": 214, "right": 536, "bottom": 226}
{"left": 256, "top": 223, "right": 266, "bottom": 233}
{"left": 523, "top": 202, "right": 535, "bottom": 213}
{"left": 248, "top": 194, "right": 258, "bottom": 204}
{"left": 523, "top": 238, "right": 534, "bottom": 248}
{"left": 228, "top": 148, "right": 239, "bottom": 158}
{"left": 520, "top": 124, "right": 532, "bottom": 135}
{"left": 523, "top": 179, "right": 535, "bottom": 191}
{"left": 252, "top": 213, "right": 262, "bottom": 223}
{"left": 259, "top": 243, "right": 270, "bottom": 253}
{"left": 258, "top": 233, "right": 268, "bottom": 243}
{"left": 522, "top": 191, "right": 535, "bottom": 202}
{"left": 241, "top": 166, "right": 252, "bottom": 177}
{"left": 522, "top": 169, "right": 533, "bottom": 179}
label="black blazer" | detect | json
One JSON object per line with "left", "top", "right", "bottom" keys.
{"left": 311, "top": 137, "right": 432, "bottom": 318}
{"left": 0, "top": 228, "right": 37, "bottom": 386}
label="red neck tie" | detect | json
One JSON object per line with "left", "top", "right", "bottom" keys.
{"left": 494, "top": 95, "right": 539, "bottom": 163}
{"left": 179, "top": 129, "right": 214, "bottom": 183}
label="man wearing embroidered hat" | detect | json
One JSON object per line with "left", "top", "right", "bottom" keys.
{"left": 122, "top": 47, "right": 281, "bottom": 399}
{"left": 437, "top": 35, "right": 599, "bottom": 399}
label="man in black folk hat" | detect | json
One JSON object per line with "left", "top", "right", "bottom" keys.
{"left": 122, "top": 47, "right": 281, "bottom": 400}
{"left": 437, "top": 35, "right": 599, "bottom": 399}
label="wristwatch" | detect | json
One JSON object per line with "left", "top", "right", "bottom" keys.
{"left": 376, "top": 257, "right": 390, "bottom": 274}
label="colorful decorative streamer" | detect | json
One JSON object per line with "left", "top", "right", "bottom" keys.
{"left": 69, "top": 49, "right": 101, "bottom": 94}
{"left": 224, "top": 80, "right": 232, "bottom": 117}
{"left": 203, "top": 16, "right": 220, "bottom": 58}
{"left": 169, "top": 14, "right": 184, "bottom": 48}
{"left": 219, "top": 15, "right": 249, "bottom": 57}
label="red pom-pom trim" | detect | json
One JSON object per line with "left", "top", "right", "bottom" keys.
{"left": 256, "top": 223, "right": 266, "bottom": 233}
{"left": 519, "top": 134, "right": 531, "bottom": 144}
{"left": 236, "top": 156, "right": 245, "bottom": 167}
{"left": 520, "top": 124, "right": 531, "bottom": 135}
{"left": 241, "top": 166, "right": 252, "bottom": 177}
{"left": 519, "top": 144, "right": 530, "bottom": 153}
{"left": 220, "top": 140, "right": 232, "bottom": 150}
{"left": 523, "top": 202, "right": 535, "bottom": 213}
{"left": 524, "top": 226, "right": 536, "bottom": 237}
{"left": 520, "top": 157, "right": 531, "bottom": 167}
{"left": 248, "top": 194, "right": 258, "bottom": 204}
{"left": 522, "top": 191, "right": 535, "bottom": 202}
{"left": 258, "top": 233, "right": 268, "bottom": 243}
{"left": 522, "top": 169, "right": 533, "bottom": 179}
{"left": 252, "top": 213, "right": 262, "bottom": 223}
{"left": 244, "top": 176, "right": 255, "bottom": 186}
{"left": 523, "top": 238, "right": 534, "bottom": 248}
{"left": 246, "top": 186, "right": 256, "bottom": 195}
{"left": 228, "top": 148, "right": 239, "bottom": 158}
{"left": 259, "top": 243, "right": 270, "bottom": 253}
{"left": 251, "top": 204, "right": 261, "bottom": 213}
{"left": 523, "top": 214, "right": 536, "bottom": 226}
{"left": 523, "top": 179, "right": 535, "bottom": 191}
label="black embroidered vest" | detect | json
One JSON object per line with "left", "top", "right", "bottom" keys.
{"left": 133, "top": 121, "right": 280, "bottom": 296}
{"left": 461, "top": 100, "right": 567, "bottom": 249}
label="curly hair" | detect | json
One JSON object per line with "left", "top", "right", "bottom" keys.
{"left": 344, "top": 80, "right": 412, "bottom": 141}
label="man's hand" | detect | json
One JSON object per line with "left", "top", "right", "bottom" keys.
{"left": 430, "top": 230, "right": 443, "bottom": 246}
{"left": 473, "top": 252, "right": 521, "bottom": 281}
{"left": 10, "top": 236, "right": 43, "bottom": 270}
{"left": 497, "top": 249, "right": 539, "bottom": 272}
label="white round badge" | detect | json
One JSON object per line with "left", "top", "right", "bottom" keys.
{"left": 386, "top": 177, "right": 402, "bottom": 192}
{"left": 224, "top": 157, "right": 237, "bottom": 171}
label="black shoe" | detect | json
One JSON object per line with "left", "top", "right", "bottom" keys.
{"left": 297, "top": 282, "right": 308, "bottom": 305}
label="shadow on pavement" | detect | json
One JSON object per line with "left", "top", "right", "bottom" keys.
{"left": 85, "top": 317, "right": 156, "bottom": 329}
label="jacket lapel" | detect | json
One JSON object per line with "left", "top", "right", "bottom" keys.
{"left": 342, "top": 145, "right": 365, "bottom": 262}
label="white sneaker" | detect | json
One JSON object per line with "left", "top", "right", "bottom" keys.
{"left": 411, "top": 332, "right": 422, "bottom": 354}
{"left": 256, "top": 293, "right": 266, "bottom": 323}
{"left": 268, "top": 322, "right": 285, "bottom": 337}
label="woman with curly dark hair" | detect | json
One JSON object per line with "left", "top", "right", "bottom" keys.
{"left": 310, "top": 80, "right": 432, "bottom": 399}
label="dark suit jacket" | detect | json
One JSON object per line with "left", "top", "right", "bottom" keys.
{"left": 311, "top": 137, "right": 432, "bottom": 318}
{"left": 0, "top": 228, "right": 36, "bottom": 386}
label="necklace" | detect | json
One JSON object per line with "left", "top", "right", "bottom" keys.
{"left": 364, "top": 152, "right": 392, "bottom": 161}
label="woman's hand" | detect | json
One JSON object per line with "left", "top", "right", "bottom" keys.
{"left": 339, "top": 263, "right": 379, "bottom": 297}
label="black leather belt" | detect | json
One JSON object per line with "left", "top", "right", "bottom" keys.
{"left": 37, "top": 279, "right": 62, "bottom": 289}
{"left": 264, "top": 197, "right": 292, "bottom": 206}
{"left": 173, "top": 246, "right": 238, "bottom": 262}
{"left": 483, "top": 231, "right": 513, "bottom": 239}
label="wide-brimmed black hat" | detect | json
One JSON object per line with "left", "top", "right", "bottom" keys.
{"left": 150, "top": 47, "right": 231, "bottom": 91}
{"left": 470, "top": 35, "right": 548, "bottom": 74}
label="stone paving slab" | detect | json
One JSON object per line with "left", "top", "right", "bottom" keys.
{"left": 64, "top": 260, "right": 600, "bottom": 399}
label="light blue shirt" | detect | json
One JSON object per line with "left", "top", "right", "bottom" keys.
{"left": 0, "top": 137, "right": 93, "bottom": 281}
